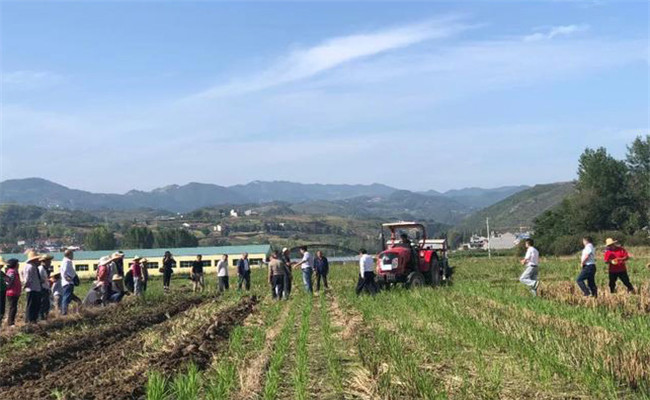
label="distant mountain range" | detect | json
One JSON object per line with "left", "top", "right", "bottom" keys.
{"left": 455, "top": 182, "right": 577, "bottom": 232}
{"left": 0, "top": 178, "right": 566, "bottom": 227}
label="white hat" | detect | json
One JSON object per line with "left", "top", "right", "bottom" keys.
{"left": 282, "top": 248, "right": 288, "bottom": 252}
{"left": 98, "top": 256, "right": 111, "bottom": 266}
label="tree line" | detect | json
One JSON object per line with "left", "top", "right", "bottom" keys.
{"left": 533, "top": 135, "right": 649, "bottom": 254}
{"left": 84, "top": 226, "right": 199, "bottom": 250}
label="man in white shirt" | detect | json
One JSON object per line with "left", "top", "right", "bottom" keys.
{"left": 576, "top": 236, "right": 597, "bottom": 297}
{"left": 293, "top": 246, "right": 314, "bottom": 294}
{"left": 60, "top": 249, "right": 78, "bottom": 315}
{"left": 217, "top": 254, "right": 229, "bottom": 293}
{"left": 356, "top": 248, "right": 378, "bottom": 296}
{"left": 519, "top": 239, "right": 540, "bottom": 297}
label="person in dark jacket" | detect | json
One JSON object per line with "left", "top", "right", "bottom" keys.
{"left": 162, "top": 251, "right": 174, "bottom": 292}
{"left": 281, "top": 248, "right": 292, "bottom": 299}
{"left": 237, "top": 253, "right": 251, "bottom": 291}
{"left": 314, "top": 250, "right": 329, "bottom": 292}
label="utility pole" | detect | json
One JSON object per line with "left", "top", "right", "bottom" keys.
{"left": 486, "top": 217, "right": 491, "bottom": 259}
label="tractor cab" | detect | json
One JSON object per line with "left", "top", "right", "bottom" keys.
{"left": 376, "top": 222, "right": 453, "bottom": 288}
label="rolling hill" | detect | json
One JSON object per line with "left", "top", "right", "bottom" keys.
{"left": 1, "top": 178, "right": 526, "bottom": 219}
{"left": 456, "top": 182, "right": 576, "bottom": 232}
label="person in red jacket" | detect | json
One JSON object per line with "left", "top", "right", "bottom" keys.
{"left": 4, "top": 258, "right": 21, "bottom": 327}
{"left": 603, "top": 238, "right": 634, "bottom": 293}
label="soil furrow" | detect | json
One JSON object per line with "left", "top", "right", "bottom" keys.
{"left": 0, "top": 295, "right": 257, "bottom": 400}
{"left": 0, "top": 295, "right": 207, "bottom": 388}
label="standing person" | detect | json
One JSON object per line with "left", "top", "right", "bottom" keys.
{"left": 60, "top": 249, "right": 78, "bottom": 315}
{"left": 162, "top": 251, "right": 175, "bottom": 292}
{"left": 314, "top": 250, "right": 329, "bottom": 292}
{"left": 131, "top": 256, "right": 144, "bottom": 297}
{"left": 96, "top": 256, "right": 112, "bottom": 306}
{"left": 281, "top": 248, "right": 293, "bottom": 299}
{"left": 23, "top": 250, "right": 43, "bottom": 324}
{"left": 519, "top": 239, "right": 540, "bottom": 297}
{"left": 113, "top": 251, "right": 125, "bottom": 277}
{"left": 293, "top": 246, "right": 314, "bottom": 294}
{"left": 4, "top": 259, "right": 21, "bottom": 327}
{"left": 237, "top": 253, "right": 251, "bottom": 291}
{"left": 604, "top": 238, "right": 634, "bottom": 293}
{"left": 38, "top": 255, "right": 53, "bottom": 319}
{"left": 356, "top": 249, "right": 378, "bottom": 296}
{"left": 268, "top": 251, "right": 286, "bottom": 300}
{"left": 216, "top": 254, "right": 229, "bottom": 293}
{"left": 141, "top": 258, "right": 150, "bottom": 293}
{"left": 576, "top": 236, "right": 598, "bottom": 297}
{"left": 191, "top": 255, "right": 205, "bottom": 292}
{"left": 108, "top": 252, "right": 124, "bottom": 298}
{"left": 0, "top": 258, "right": 6, "bottom": 330}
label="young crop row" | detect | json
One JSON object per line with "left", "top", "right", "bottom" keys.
{"left": 330, "top": 254, "right": 650, "bottom": 400}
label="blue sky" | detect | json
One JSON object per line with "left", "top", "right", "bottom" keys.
{"left": 1, "top": 1, "right": 648, "bottom": 193}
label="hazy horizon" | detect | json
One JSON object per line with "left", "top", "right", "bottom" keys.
{"left": 1, "top": 176, "right": 545, "bottom": 196}
{"left": 1, "top": 2, "right": 647, "bottom": 193}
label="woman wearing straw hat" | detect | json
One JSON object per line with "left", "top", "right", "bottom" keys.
{"left": 23, "top": 250, "right": 43, "bottom": 324}
{"left": 604, "top": 238, "right": 634, "bottom": 293}
{"left": 131, "top": 256, "right": 144, "bottom": 297}
{"left": 96, "top": 256, "right": 113, "bottom": 306}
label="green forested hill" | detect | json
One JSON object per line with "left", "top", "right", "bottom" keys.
{"left": 456, "top": 182, "right": 576, "bottom": 232}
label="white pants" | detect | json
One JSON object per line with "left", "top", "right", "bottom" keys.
{"left": 519, "top": 266, "right": 538, "bottom": 289}
{"left": 134, "top": 278, "right": 143, "bottom": 296}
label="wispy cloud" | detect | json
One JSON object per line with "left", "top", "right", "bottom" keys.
{"left": 523, "top": 24, "right": 589, "bottom": 42}
{"left": 2, "top": 70, "right": 65, "bottom": 90}
{"left": 190, "top": 17, "right": 472, "bottom": 99}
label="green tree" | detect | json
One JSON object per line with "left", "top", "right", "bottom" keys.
{"left": 84, "top": 227, "right": 116, "bottom": 250}
{"left": 154, "top": 228, "right": 198, "bottom": 248}
{"left": 122, "top": 226, "right": 155, "bottom": 249}
{"left": 625, "top": 135, "right": 650, "bottom": 230}
{"left": 576, "top": 147, "right": 630, "bottom": 231}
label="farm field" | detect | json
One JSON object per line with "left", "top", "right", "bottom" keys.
{"left": 1, "top": 253, "right": 649, "bottom": 399}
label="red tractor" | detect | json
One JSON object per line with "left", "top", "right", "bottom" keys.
{"left": 375, "top": 222, "right": 453, "bottom": 289}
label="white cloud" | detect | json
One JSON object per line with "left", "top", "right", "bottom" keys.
{"left": 523, "top": 24, "right": 589, "bottom": 42}
{"left": 190, "top": 17, "right": 472, "bottom": 99}
{"left": 1, "top": 70, "right": 65, "bottom": 90}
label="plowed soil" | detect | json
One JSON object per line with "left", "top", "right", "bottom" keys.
{"left": 0, "top": 295, "right": 260, "bottom": 400}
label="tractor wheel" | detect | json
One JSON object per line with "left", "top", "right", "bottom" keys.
{"left": 405, "top": 271, "right": 425, "bottom": 289}
{"left": 430, "top": 257, "right": 441, "bottom": 287}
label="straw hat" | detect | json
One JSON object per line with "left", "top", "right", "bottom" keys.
{"left": 141, "top": 258, "right": 148, "bottom": 263}
{"left": 605, "top": 238, "right": 618, "bottom": 247}
{"left": 0, "top": 257, "right": 5, "bottom": 266}
{"left": 112, "top": 274, "right": 123, "bottom": 281}
{"left": 39, "top": 254, "right": 54, "bottom": 262}
{"left": 98, "top": 256, "right": 112, "bottom": 266}
{"left": 133, "top": 255, "right": 142, "bottom": 261}
{"left": 25, "top": 250, "right": 41, "bottom": 263}
{"left": 111, "top": 251, "right": 124, "bottom": 260}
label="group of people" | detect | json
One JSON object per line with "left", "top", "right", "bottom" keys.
{"left": 0, "top": 248, "right": 157, "bottom": 329}
{"left": 0, "top": 249, "right": 82, "bottom": 329}
{"left": 265, "top": 247, "right": 331, "bottom": 300}
{"left": 518, "top": 237, "right": 636, "bottom": 297}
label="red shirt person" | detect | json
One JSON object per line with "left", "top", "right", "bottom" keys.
{"left": 603, "top": 238, "right": 634, "bottom": 293}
